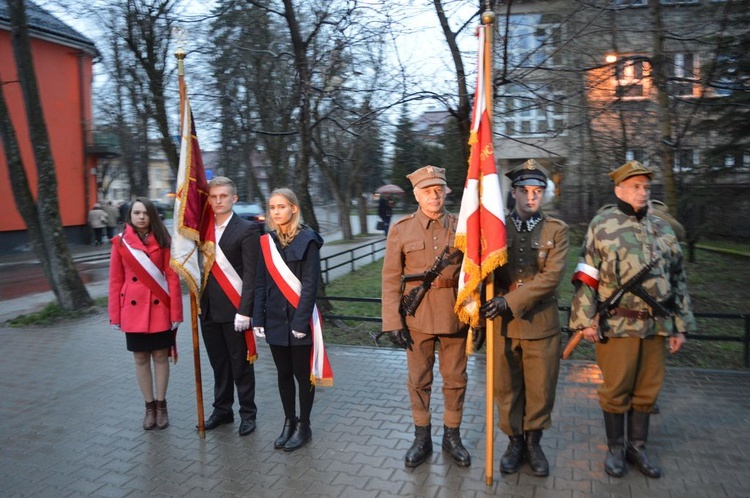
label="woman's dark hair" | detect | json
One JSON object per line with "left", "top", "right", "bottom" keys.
{"left": 125, "top": 197, "right": 171, "bottom": 248}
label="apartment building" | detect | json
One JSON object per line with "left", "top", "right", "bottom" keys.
{"left": 491, "top": 0, "right": 748, "bottom": 228}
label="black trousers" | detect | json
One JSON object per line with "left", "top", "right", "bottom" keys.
{"left": 201, "top": 318, "right": 257, "bottom": 421}
{"left": 269, "top": 344, "right": 314, "bottom": 423}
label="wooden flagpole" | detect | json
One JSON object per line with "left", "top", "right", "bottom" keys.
{"left": 175, "top": 46, "right": 206, "bottom": 438}
{"left": 481, "top": 7, "right": 496, "bottom": 486}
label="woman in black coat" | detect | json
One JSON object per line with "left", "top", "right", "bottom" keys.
{"left": 253, "top": 188, "right": 324, "bottom": 451}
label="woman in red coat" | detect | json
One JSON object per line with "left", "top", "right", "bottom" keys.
{"left": 109, "top": 198, "right": 183, "bottom": 430}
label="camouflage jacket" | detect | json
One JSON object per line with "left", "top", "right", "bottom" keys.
{"left": 569, "top": 205, "right": 695, "bottom": 338}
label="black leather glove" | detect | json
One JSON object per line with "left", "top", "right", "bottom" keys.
{"left": 387, "top": 329, "right": 412, "bottom": 350}
{"left": 480, "top": 296, "right": 510, "bottom": 320}
{"left": 472, "top": 327, "right": 486, "bottom": 351}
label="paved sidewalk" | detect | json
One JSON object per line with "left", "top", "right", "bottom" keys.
{"left": 1, "top": 305, "right": 749, "bottom": 497}
{"left": 2, "top": 209, "right": 750, "bottom": 496}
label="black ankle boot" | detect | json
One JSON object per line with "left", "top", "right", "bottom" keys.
{"left": 283, "top": 420, "right": 312, "bottom": 451}
{"left": 500, "top": 435, "right": 525, "bottom": 474}
{"left": 405, "top": 424, "right": 433, "bottom": 468}
{"left": 603, "top": 411, "right": 626, "bottom": 477}
{"left": 626, "top": 410, "right": 662, "bottom": 478}
{"left": 275, "top": 417, "right": 297, "bottom": 449}
{"left": 525, "top": 430, "right": 549, "bottom": 477}
{"left": 442, "top": 426, "right": 471, "bottom": 467}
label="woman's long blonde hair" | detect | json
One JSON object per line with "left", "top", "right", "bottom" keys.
{"left": 266, "top": 187, "right": 301, "bottom": 247}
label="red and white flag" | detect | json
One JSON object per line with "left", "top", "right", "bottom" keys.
{"left": 454, "top": 25, "right": 507, "bottom": 327}
{"left": 170, "top": 79, "right": 214, "bottom": 296}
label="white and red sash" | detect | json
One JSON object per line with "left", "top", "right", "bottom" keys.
{"left": 260, "top": 234, "right": 333, "bottom": 386}
{"left": 211, "top": 240, "right": 257, "bottom": 363}
{"left": 117, "top": 236, "right": 171, "bottom": 307}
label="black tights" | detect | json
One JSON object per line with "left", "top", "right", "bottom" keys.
{"left": 269, "top": 344, "right": 315, "bottom": 423}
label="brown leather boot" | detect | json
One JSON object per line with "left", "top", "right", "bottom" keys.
{"left": 155, "top": 399, "right": 169, "bottom": 429}
{"left": 143, "top": 401, "right": 156, "bottom": 430}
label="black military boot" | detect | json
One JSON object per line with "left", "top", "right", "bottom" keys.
{"left": 442, "top": 426, "right": 471, "bottom": 467}
{"left": 405, "top": 424, "right": 433, "bottom": 468}
{"left": 603, "top": 411, "right": 626, "bottom": 477}
{"left": 626, "top": 410, "right": 662, "bottom": 478}
{"left": 525, "top": 430, "right": 549, "bottom": 477}
{"left": 499, "top": 435, "right": 525, "bottom": 474}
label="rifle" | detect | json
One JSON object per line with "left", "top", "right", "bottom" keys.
{"left": 370, "top": 245, "right": 455, "bottom": 348}
{"left": 400, "top": 245, "right": 453, "bottom": 317}
{"left": 562, "top": 257, "right": 662, "bottom": 359}
{"left": 370, "top": 244, "right": 451, "bottom": 347}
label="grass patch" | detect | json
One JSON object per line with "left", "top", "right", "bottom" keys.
{"left": 323, "top": 227, "right": 750, "bottom": 368}
{"left": 7, "top": 296, "right": 107, "bottom": 327}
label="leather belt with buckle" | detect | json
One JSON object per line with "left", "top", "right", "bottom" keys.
{"left": 432, "top": 278, "right": 458, "bottom": 289}
{"left": 613, "top": 307, "right": 650, "bottom": 320}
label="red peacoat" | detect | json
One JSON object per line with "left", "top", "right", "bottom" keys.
{"left": 108, "top": 225, "right": 183, "bottom": 333}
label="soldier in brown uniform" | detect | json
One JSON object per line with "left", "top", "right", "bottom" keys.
{"left": 569, "top": 161, "right": 694, "bottom": 479}
{"left": 480, "top": 160, "right": 569, "bottom": 477}
{"left": 381, "top": 165, "right": 472, "bottom": 468}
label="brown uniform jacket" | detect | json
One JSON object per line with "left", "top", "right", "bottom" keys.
{"left": 493, "top": 211, "right": 569, "bottom": 340}
{"left": 381, "top": 209, "right": 465, "bottom": 335}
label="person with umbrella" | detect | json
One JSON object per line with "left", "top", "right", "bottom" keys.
{"left": 377, "top": 195, "right": 394, "bottom": 235}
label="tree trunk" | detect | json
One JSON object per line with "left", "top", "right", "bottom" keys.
{"left": 651, "top": 2, "right": 677, "bottom": 213}
{"left": 5, "top": 0, "right": 92, "bottom": 310}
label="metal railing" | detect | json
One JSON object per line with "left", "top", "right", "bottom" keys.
{"left": 319, "top": 238, "right": 386, "bottom": 284}
{"left": 321, "top": 297, "right": 750, "bottom": 368}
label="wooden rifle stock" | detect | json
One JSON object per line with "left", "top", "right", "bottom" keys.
{"left": 561, "top": 330, "right": 584, "bottom": 360}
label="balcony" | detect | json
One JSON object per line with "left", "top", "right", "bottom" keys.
{"left": 86, "top": 132, "right": 121, "bottom": 159}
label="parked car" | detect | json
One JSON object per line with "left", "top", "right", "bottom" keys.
{"left": 233, "top": 202, "right": 266, "bottom": 232}
{"left": 144, "top": 199, "right": 171, "bottom": 220}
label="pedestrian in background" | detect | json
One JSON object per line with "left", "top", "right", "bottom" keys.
{"left": 108, "top": 197, "right": 183, "bottom": 430}
{"left": 381, "top": 165, "right": 472, "bottom": 468}
{"left": 253, "top": 187, "right": 326, "bottom": 452}
{"left": 88, "top": 203, "right": 108, "bottom": 245}
{"left": 199, "top": 176, "right": 261, "bottom": 437}
{"left": 480, "top": 160, "right": 569, "bottom": 477}
{"left": 104, "top": 200, "right": 120, "bottom": 240}
{"left": 378, "top": 195, "right": 393, "bottom": 235}
{"left": 569, "top": 161, "right": 695, "bottom": 479}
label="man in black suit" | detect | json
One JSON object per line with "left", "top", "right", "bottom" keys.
{"left": 200, "top": 176, "right": 261, "bottom": 436}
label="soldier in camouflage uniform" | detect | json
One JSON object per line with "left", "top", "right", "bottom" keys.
{"left": 480, "top": 160, "right": 569, "bottom": 477}
{"left": 569, "top": 161, "right": 695, "bottom": 479}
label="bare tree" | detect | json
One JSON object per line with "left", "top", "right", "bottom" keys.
{"left": 118, "top": 0, "right": 181, "bottom": 174}
{"left": 0, "top": 0, "right": 92, "bottom": 310}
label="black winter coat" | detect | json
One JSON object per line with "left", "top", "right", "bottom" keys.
{"left": 253, "top": 227, "right": 323, "bottom": 346}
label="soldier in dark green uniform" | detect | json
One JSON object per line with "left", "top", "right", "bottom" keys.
{"left": 381, "top": 165, "right": 472, "bottom": 468}
{"left": 480, "top": 160, "right": 569, "bottom": 477}
{"left": 569, "top": 161, "right": 695, "bottom": 479}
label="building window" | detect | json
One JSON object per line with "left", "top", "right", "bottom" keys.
{"left": 661, "top": 0, "right": 699, "bottom": 4}
{"left": 712, "top": 52, "right": 740, "bottom": 96}
{"left": 626, "top": 149, "right": 650, "bottom": 167}
{"left": 667, "top": 53, "right": 699, "bottom": 96}
{"left": 615, "top": 58, "right": 650, "bottom": 99}
{"left": 674, "top": 148, "right": 697, "bottom": 172}
{"left": 614, "top": 0, "right": 647, "bottom": 7}
{"left": 504, "top": 15, "right": 562, "bottom": 67}
{"left": 499, "top": 86, "right": 566, "bottom": 137}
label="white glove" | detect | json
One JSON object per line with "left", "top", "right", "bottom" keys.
{"left": 171, "top": 321, "right": 181, "bottom": 330}
{"left": 234, "top": 314, "right": 251, "bottom": 332}
{"left": 253, "top": 326, "right": 266, "bottom": 338}
{"left": 111, "top": 324, "right": 121, "bottom": 330}
{"left": 292, "top": 330, "right": 307, "bottom": 339}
